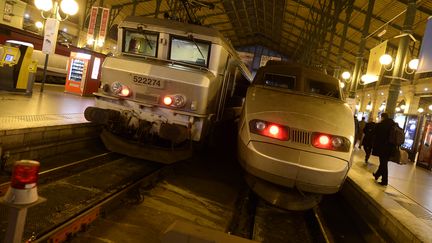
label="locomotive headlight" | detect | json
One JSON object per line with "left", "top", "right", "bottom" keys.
{"left": 111, "top": 82, "right": 123, "bottom": 95}
{"left": 172, "top": 95, "right": 186, "bottom": 107}
{"left": 162, "top": 94, "right": 186, "bottom": 108}
{"left": 255, "top": 121, "right": 266, "bottom": 130}
{"left": 331, "top": 137, "right": 343, "bottom": 147}
{"left": 163, "top": 96, "right": 172, "bottom": 105}
{"left": 111, "top": 82, "right": 132, "bottom": 97}
{"left": 120, "top": 86, "right": 131, "bottom": 96}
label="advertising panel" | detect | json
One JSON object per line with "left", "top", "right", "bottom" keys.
{"left": 98, "top": 8, "right": 110, "bottom": 43}
{"left": 366, "top": 40, "right": 387, "bottom": 77}
{"left": 42, "top": 18, "right": 60, "bottom": 55}
{"left": 417, "top": 17, "right": 432, "bottom": 73}
{"left": 87, "top": 6, "right": 98, "bottom": 41}
{"left": 401, "top": 115, "right": 418, "bottom": 152}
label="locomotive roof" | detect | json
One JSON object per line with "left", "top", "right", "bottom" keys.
{"left": 257, "top": 61, "right": 339, "bottom": 85}
{"left": 121, "top": 16, "right": 226, "bottom": 43}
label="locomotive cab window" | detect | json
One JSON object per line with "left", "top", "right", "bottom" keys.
{"left": 307, "top": 79, "right": 340, "bottom": 99}
{"left": 169, "top": 36, "right": 211, "bottom": 67}
{"left": 123, "top": 29, "right": 158, "bottom": 57}
{"left": 259, "top": 73, "right": 296, "bottom": 90}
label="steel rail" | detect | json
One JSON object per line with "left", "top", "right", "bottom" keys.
{"left": 32, "top": 162, "right": 167, "bottom": 242}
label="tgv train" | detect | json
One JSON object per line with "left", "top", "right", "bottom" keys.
{"left": 84, "top": 16, "right": 252, "bottom": 163}
{"left": 237, "top": 61, "right": 355, "bottom": 210}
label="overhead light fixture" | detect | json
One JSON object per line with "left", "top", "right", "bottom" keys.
{"left": 377, "top": 29, "right": 387, "bottom": 38}
{"left": 35, "top": 21, "right": 44, "bottom": 29}
{"left": 379, "top": 54, "right": 393, "bottom": 65}
{"left": 408, "top": 59, "right": 419, "bottom": 70}
{"left": 341, "top": 71, "right": 351, "bottom": 80}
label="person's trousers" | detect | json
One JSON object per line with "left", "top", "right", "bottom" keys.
{"left": 376, "top": 155, "right": 389, "bottom": 183}
{"left": 364, "top": 145, "right": 372, "bottom": 162}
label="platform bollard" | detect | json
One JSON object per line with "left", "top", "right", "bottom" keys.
{"left": 0, "top": 160, "right": 46, "bottom": 243}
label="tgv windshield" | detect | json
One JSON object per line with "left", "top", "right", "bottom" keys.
{"left": 258, "top": 73, "right": 340, "bottom": 99}
{"left": 123, "top": 29, "right": 158, "bottom": 57}
{"left": 169, "top": 36, "right": 211, "bottom": 67}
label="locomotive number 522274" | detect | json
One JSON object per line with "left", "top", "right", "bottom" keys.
{"left": 132, "top": 75, "right": 164, "bottom": 89}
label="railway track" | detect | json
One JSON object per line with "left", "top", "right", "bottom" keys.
{"left": 227, "top": 186, "right": 390, "bottom": 243}
{"left": 0, "top": 138, "right": 167, "bottom": 242}
{"left": 0, "top": 120, "right": 388, "bottom": 243}
{"left": 228, "top": 188, "right": 329, "bottom": 243}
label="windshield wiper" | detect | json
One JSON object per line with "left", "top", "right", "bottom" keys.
{"left": 188, "top": 34, "right": 204, "bottom": 59}
{"left": 137, "top": 25, "right": 153, "bottom": 50}
{"left": 143, "top": 34, "right": 153, "bottom": 50}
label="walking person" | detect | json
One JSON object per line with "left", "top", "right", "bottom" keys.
{"left": 358, "top": 117, "right": 366, "bottom": 147}
{"left": 372, "top": 113, "right": 396, "bottom": 186}
{"left": 354, "top": 115, "right": 360, "bottom": 148}
{"left": 362, "top": 117, "right": 375, "bottom": 164}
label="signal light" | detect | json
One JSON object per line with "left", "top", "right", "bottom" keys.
{"left": 249, "top": 119, "right": 289, "bottom": 140}
{"left": 5, "top": 160, "right": 40, "bottom": 204}
{"left": 111, "top": 82, "right": 132, "bottom": 97}
{"left": 120, "top": 86, "right": 130, "bottom": 97}
{"left": 318, "top": 134, "right": 330, "bottom": 146}
{"left": 269, "top": 125, "right": 280, "bottom": 136}
{"left": 163, "top": 96, "right": 173, "bottom": 105}
{"left": 312, "top": 132, "right": 350, "bottom": 152}
{"left": 162, "top": 94, "right": 186, "bottom": 107}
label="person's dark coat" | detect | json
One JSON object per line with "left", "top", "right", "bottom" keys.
{"left": 372, "top": 117, "right": 395, "bottom": 157}
{"left": 362, "top": 122, "right": 376, "bottom": 147}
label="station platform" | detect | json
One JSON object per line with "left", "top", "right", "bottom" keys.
{"left": 0, "top": 83, "right": 93, "bottom": 130}
{"left": 0, "top": 84, "right": 431, "bottom": 242}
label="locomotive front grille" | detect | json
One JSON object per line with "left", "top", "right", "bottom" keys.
{"left": 290, "top": 129, "right": 311, "bottom": 145}
{"left": 135, "top": 93, "right": 160, "bottom": 103}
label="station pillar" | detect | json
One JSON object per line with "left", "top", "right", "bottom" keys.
{"left": 385, "top": 0, "right": 416, "bottom": 118}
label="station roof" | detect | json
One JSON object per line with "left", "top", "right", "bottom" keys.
{"left": 81, "top": 0, "right": 432, "bottom": 72}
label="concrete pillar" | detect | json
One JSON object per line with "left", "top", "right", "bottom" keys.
{"left": 404, "top": 84, "right": 416, "bottom": 113}
{"left": 385, "top": 0, "right": 416, "bottom": 118}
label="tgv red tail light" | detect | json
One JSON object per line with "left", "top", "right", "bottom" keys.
{"left": 312, "top": 132, "right": 350, "bottom": 152}
{"left": 249, "top": 119, "right": 289, "bottom": 140}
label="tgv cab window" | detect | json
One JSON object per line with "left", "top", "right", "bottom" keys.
{"left": 260, "top": 73, "right": 296, "bottom": 89}
{"left": 308, "top": 79, "right": 340, "bottom": 99}
{"left": 123, "top": 29, "right": 158, "bottom": 57}
{"left": 169, "top": 36, "right": 210, "bottom": 67}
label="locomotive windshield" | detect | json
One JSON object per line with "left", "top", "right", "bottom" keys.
{"left": 260, "top": 73, "right": 296, "bottom": 89}
{"left": 123, "top": 29, "right": 158, "bottom": 57}
{"left": 257, "top": 72, "right": 340, "bottom": 99}
{"left": 308, "top": 79, "right": 340, "bottom": 99}
{"left": 169, "top": 36, "right": 211, "bottom": 67}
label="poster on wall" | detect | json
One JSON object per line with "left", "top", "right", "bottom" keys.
{"left": 97, "top": 8, "right": 110, "bottom": 44}
{"left": 3, "top": 2, "right": 13, "bottom": 22}
{"left": 42, "top": 18, "right": 60, "bottom": 55}
{"left": 87, "top": 6, "right": 98, "bottom": 42}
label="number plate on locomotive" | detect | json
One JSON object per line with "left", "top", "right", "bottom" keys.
{"left": 131, "top": 75, "right": 165, "bottom": 89}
